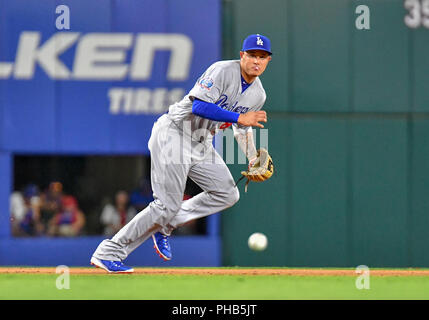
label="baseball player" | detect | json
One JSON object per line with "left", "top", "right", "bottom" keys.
{"left": 90, "top": 34, "right": 273, "bottom": 273}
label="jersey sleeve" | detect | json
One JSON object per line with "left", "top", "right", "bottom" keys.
{"left": 188, "top": 63, "right": 225, "bottom": 104}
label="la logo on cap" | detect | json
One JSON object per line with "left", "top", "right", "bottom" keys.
{"left": 256, "top": 35, "right": 263, "bottom": 46}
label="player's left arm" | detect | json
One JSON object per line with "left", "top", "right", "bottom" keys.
{"left": 233, "top": 125, "right": 258, "bottom": 168}
{"left": 233, "top": 96, "right": 267, "bottom": 169}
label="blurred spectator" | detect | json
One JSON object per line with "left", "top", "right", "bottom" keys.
{"left": 100, "top": 190, "right": 137, "bottom": 236}
{"left": 40, "top": 181, "right": 64, "bottom": 228}
{"left": 129, "top": 178, "right": 154, "bottom": 212}
{"left": 10, "top": 184, "right": 44, "bottom": 236}
{"left": 10, "top": 191, "right": 25, "bottom": 226}
{"left": 47, "top": 195, "right": 86, "bottom": 237}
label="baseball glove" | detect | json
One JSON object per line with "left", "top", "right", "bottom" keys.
{"left": 235, "top": 148, "right": 274, "bottom": 192}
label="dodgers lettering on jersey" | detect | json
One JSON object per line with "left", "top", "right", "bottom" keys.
{"left": 215, "top": 94, "right": 250, "bottom": 114}
{"left": 167, "top": 60, "right": 266, "bottom": 145}
{"left": 214, "top": 94, "right": 250, "bottom": 130}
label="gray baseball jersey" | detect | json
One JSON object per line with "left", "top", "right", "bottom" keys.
{"left": 168, "top": 60, "right": 266, "bottom": 145}
{"left": 92, "top": 60, "right": 267, "bottom": 262}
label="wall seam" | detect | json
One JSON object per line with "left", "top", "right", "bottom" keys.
{"left": 346, "top": 0, "right": 355, "bottom": 267}
{"left": 286, "top": 0, "right": 294, "bottom": 266}
{"left": 406, "top": 27, "right": 415, "bottom": 267}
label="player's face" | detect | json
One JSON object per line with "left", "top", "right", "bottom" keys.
{"left": 240, "top": 50, "right": 271, "bottom": 81}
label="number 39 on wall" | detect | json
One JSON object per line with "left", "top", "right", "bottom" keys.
{"left": 404, "top": 0, "right": 429, "bottom": 28}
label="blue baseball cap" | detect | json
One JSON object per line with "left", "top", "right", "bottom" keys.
{"left": 242, "top": 34, "right": 272, "bottom": 55}
{"left": 24, "top": 184, "right": 39, "bottom": 198}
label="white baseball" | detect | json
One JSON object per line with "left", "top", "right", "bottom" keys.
{"left": 248, "top": 232, "right": 268, "bottom": 251}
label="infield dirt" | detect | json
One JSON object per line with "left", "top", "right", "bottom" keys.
{"left": 1, "top": 267, "right": 429, "bottom": 277}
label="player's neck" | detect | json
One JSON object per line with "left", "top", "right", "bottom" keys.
{"left": 240, "top": 69, "right": 257, "bottom": 84}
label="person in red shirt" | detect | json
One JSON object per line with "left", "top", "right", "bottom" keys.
{"left": 48, "top": 195, "right": 86, "bottom": 237}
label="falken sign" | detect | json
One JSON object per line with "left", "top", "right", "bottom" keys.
{"left": 0, "top": 0, "right": 220, "bottom": 153}
{"left": 0, "top": 32, "right": 192, "bottom": 115}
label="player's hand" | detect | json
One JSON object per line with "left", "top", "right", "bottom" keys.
{"left": 248, "top": 156, "right": 259, "bottom": 171}
{"left": 237, "top": 111, "right": 267, "bottom": 128}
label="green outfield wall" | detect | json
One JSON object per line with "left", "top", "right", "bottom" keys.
{"left": 221, "top": 0, "right": 429, "bottom": 267}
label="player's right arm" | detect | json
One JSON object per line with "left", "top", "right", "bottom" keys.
{"left": 192, "top": 99, "right": 267, "bottom": 128}
{"left": 191, "top": 98, "right": 240, "bottom": 123}
{"left": 191, "top": 98, "right": 266, "bottom": 128}
{"left": 237, "top": 111, "right": 267, "bottom": 128}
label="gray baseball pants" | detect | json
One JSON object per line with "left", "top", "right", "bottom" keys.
{"left": 92, "top": 114, "right": 239, "bottom": 261}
